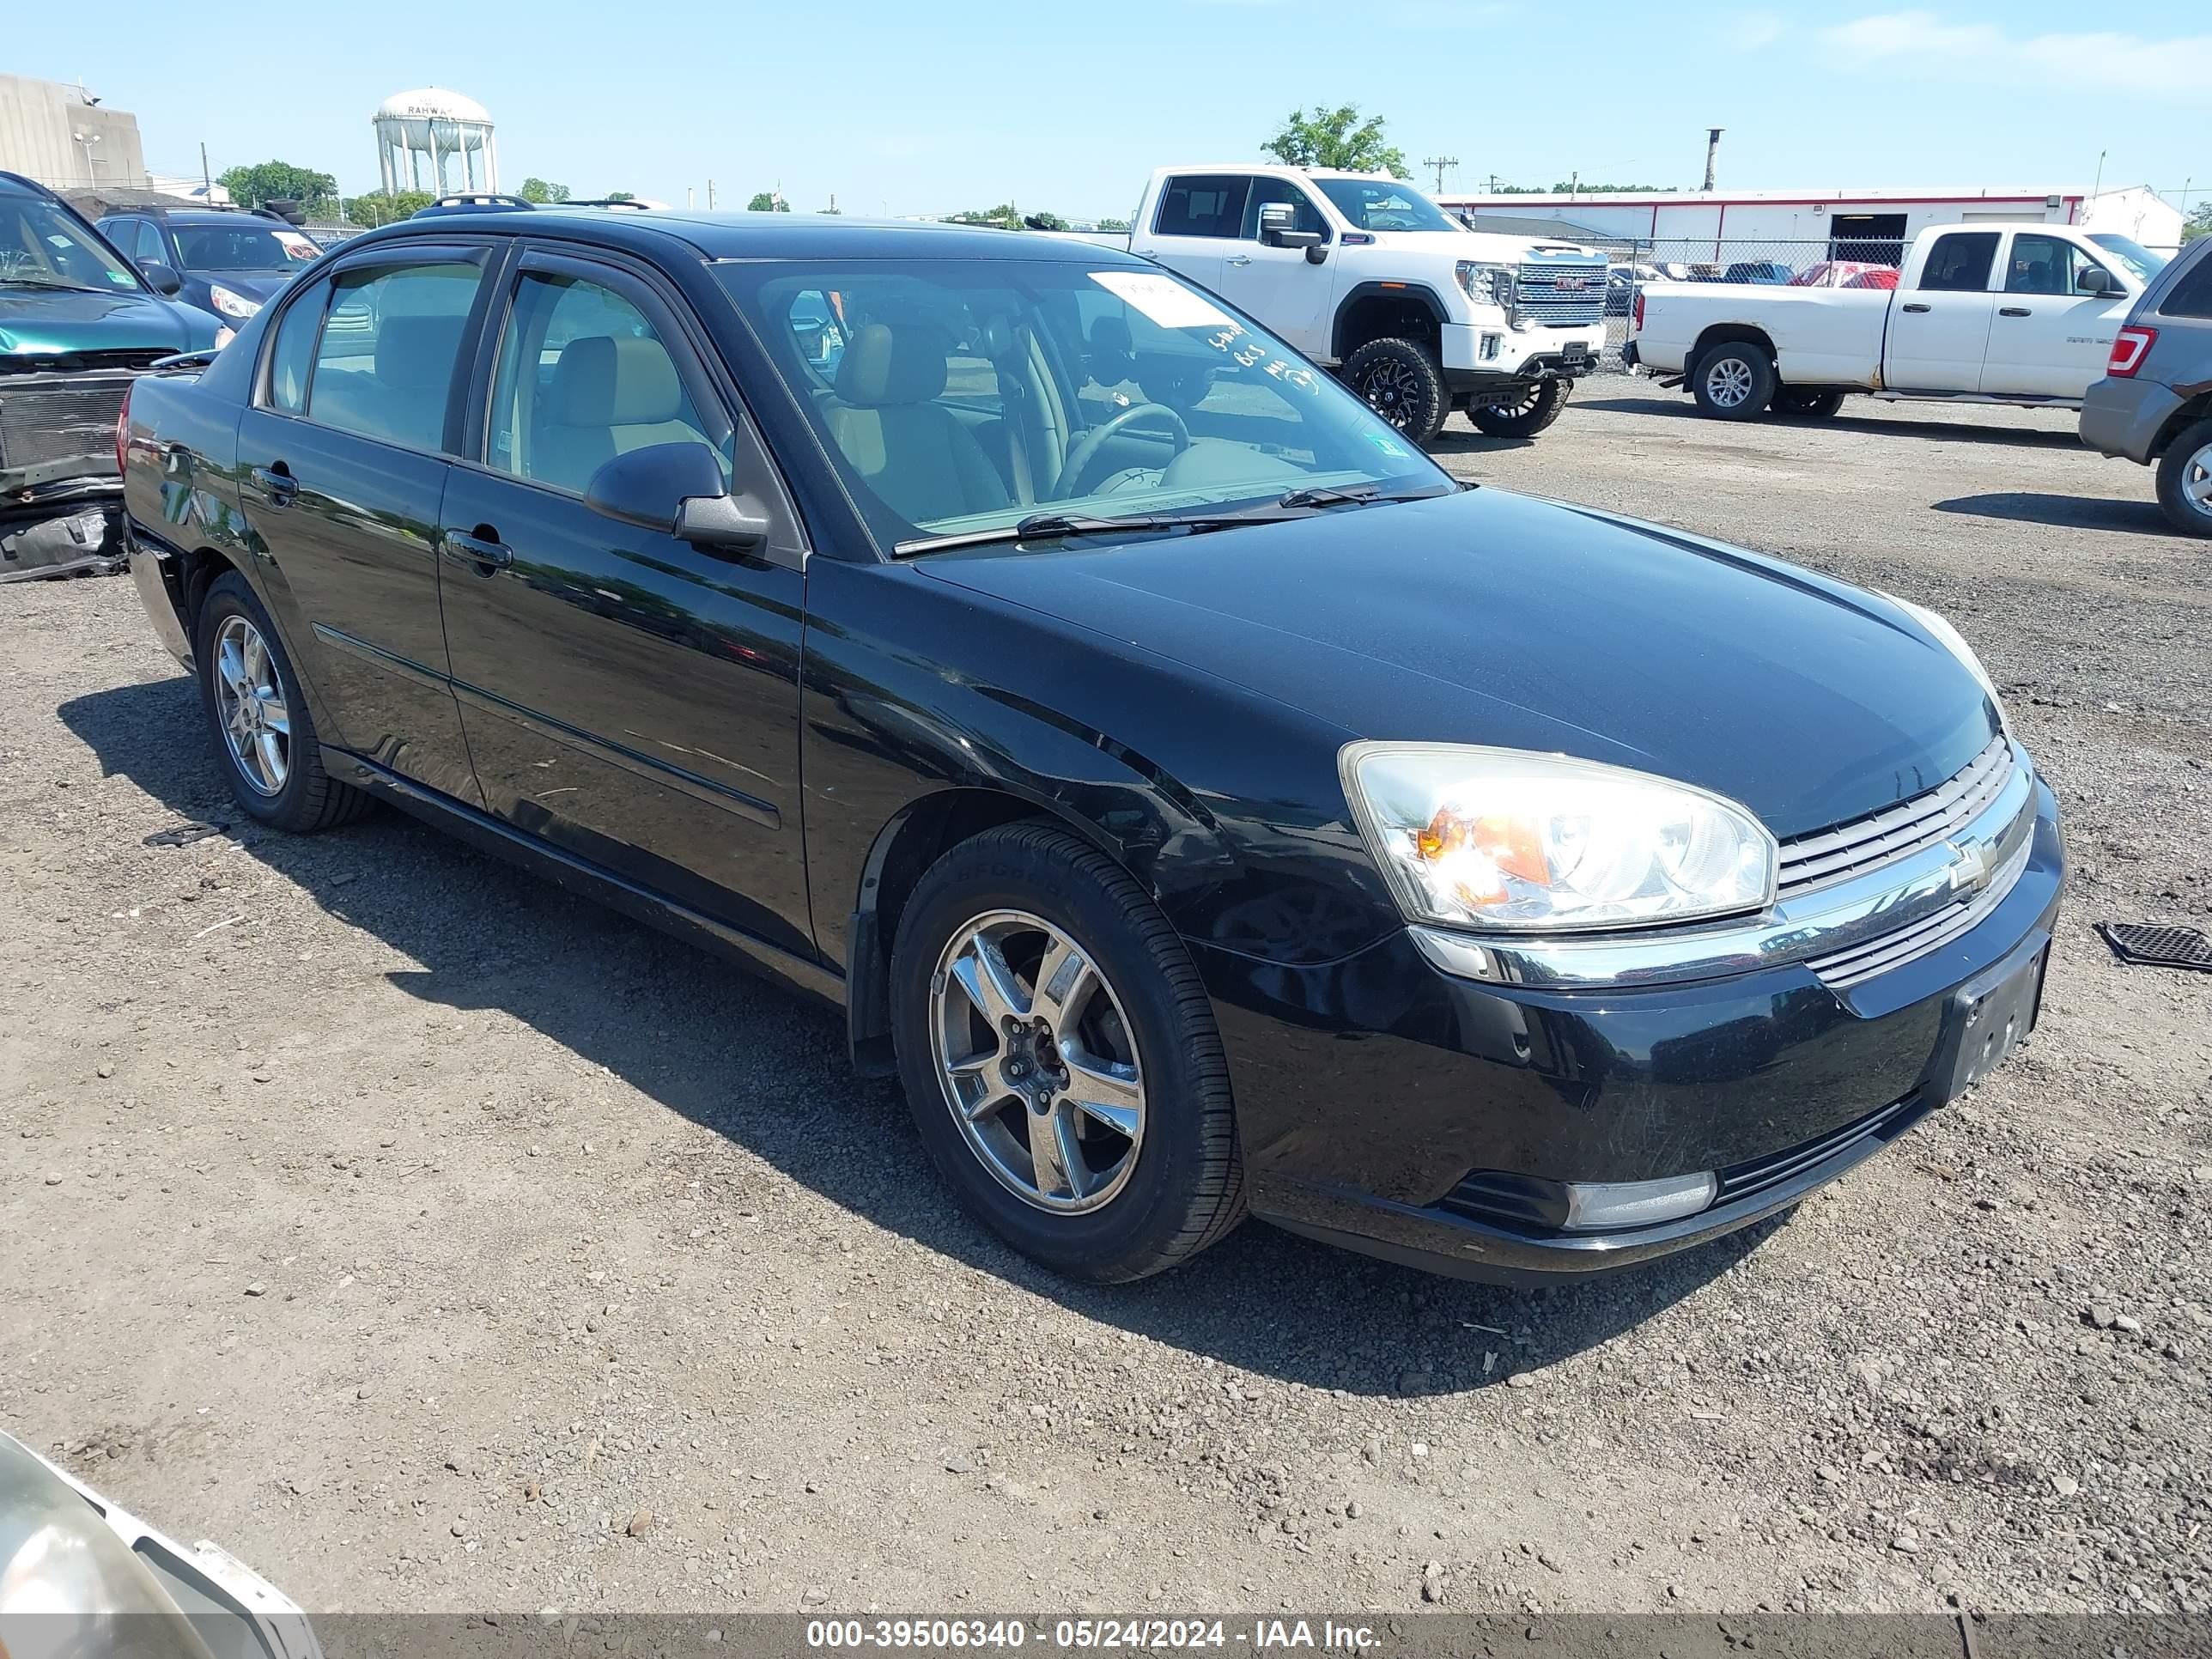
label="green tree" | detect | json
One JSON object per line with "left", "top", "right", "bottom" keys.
{"left": 2185, "top": 203, "right": 2211, "bottom": 243}
{"left": 338, "top": 190, "right": 434, "bottom": 228}
{"left": 216, "top": 160, "right": 338, "bottom": 212}
{"left": 518, "top": 177, "right": 570, "bottom": 204}
{"left": 604, "top": 190, "right": 635, "bottom": 203}
{"left": 1023, "top": 210, "right": 1068, "bottom": 231}
{"left": 946, "top": 203, "right": 1021, "bottom": 228}
{"left": 1097, "top": 216, "right": 1130, "bottom": 233}
{"left": 1261, "top": 106, "right": 1407, "bottom": 179}
{"left": 747, "top": 191, "right": 790, "bottom": 212}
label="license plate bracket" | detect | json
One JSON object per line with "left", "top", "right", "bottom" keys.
{"left": 1561, "top": 342, "right": 1591, "bottom": 366}
{"left": 1927, "top": 932, "right": 2048, "bottom": 1106}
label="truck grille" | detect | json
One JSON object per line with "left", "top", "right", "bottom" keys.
{"left": 1514, "top": 261, "right": 1607, "bottom": 328}
{"left": 1775, "top": 734, "right": 2014, "bottom": 898}
{"left": 0, "top": 373, "right": 135, "bottom": 477}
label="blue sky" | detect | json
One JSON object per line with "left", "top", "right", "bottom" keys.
{"left": 16, "top": 1, "right": 2208, "bottom": 219}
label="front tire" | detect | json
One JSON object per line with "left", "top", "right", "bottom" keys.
{"left": 195, "top": 569, "right": 368, "bottom": 832}
{"left": 890, "top": 823, "right": 1244, "bottom": 1282}
{"left": 1773, "top": 388, "right": 1844, "bottom": 420}
{"left": 1468, "top": 379, "right": 1568, "bottom": 438}
{"left": 1343, "top": 337, "right": 1449, "bottom": 446}
{"left": 1692, "top": 341, "right": 1775, "bottom": 420}
{"left": 2154, "top": 417, "right": 2212, "bottom": 538}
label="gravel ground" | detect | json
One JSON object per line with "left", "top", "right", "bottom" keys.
{"left": 3, "top": 388, "right": 2209, "bottom": 1620}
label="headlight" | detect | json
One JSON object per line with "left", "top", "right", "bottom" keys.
{"left": 213, "top": 325, "right": 235, "bottom": 349}
{"left": 1340, "top": 744, "right": 1777, "bottom": 933}
{"left": 1455, "top": 260, "right": 1515, "bottom": 312}
{"left": 1879, "top": 592, "right": 2009, "bottom": 737}
{"left": 209, "top": 283, "right": 262, "bottom": 320}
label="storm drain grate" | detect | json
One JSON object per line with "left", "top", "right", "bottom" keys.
{"left": 2096, "top": 922, "right": 2212, "bottom": 973}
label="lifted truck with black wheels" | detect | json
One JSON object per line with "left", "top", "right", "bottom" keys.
{"left": 1121, "top": 165, "right": 1607, "bottom": 446}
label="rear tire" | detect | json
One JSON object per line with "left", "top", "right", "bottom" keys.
{"left": 1692, "top": 341, "right": 1776, "bottom": 420}
{"left": 1468, "top": 379, "right": 1568, "bottom": 439}
{"left": 195, "top": 570, "right": 369, "bottom": 833}
{"left": 890, "top": 822, "right": 1244, "bottom": 1282}
{"left": 2154, "top": 417, "right": 2212, "bottom": 538}
{"left": 1342, "top": 337, "right": 1449, "bottom": 446}
{"left": 1773, "top": 388, "right": 1844, "bottom": 420}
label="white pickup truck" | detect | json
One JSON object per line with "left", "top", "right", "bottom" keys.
{"left": 1118, "top": 166, "right": 1609, "bottom": 444}
{"left": 1627, "top": 222, "right": 2170, "bottom": 421}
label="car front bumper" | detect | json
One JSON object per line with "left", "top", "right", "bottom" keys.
{"left": 1195, "top": 778, "right": 2064, "bottom": 1283}
{"left": 2078, "top": 375, "right": 2182, "bottom": 465}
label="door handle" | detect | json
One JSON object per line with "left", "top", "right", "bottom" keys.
{"left": 1900, "top": 302, "right": 1931, "bottom": 313}
{"left": 1997, "top": 306, "right": 2031, "bottom": 317}
{"left": 1224, "top": 254, "right": 1253, "bottom": 267}
{"left": 441, "top": 529, "right": 513, "bottom": 573}
{"left": 250, "top": 465, "right": 296, "bottom": 507}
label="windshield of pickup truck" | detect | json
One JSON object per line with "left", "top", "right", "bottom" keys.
{"left": 719, "top": 258, "right": 1453, "bottom": 553}
{"left": 2087, "top": 234, "right": 2169, "bottom": 285}
{"left": 1, "top": 196, "right": 141, "bottom": 293}
{"left": 1312, "top": 179, "right": 1460, "bottom": 234}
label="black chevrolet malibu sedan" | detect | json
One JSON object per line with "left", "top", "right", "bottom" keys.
{"left": 117, "top": 204, "right": 2063, "bottom": 1285}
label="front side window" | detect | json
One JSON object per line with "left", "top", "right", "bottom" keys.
{"left": 1917, "top": 232, "right": 1999, "bottom": 293}
{"left": 486, "top": 270, "right": 721, "bottom": 496}
{"left": 1242, "top": 179, "right": 1328, "bottom": 242}
{"left": 1153, "top": 175, "right": 1249, "bottom": 240}
{"left": 2004, "top": 234, "right": 2077, "bottom": 295}
{"left": 1312, "top": 178, "right": 1458, "bottom": 234}
{"left": 0, "top": 194, "right": 142, "bottom": 292}
{"left": 131, "top": 222, "right": 167, "bottom": 265}
{"left": 304, "top": 260, "right": 481, "bottom": 453}
{"left": 717, "top": 258, "right": 1452, "bottom": 551}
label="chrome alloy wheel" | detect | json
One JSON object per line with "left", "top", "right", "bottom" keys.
{"left": 1704, "top": 355, "right": 1755, "bottom": 409}
{"left": 212, "top": 615, "right": 290, "bottom": 796}
{"left": 2185, "top": 440, "right": 2212, "bottom": 520}
{"left": 928, "top": 909, "right": 1146, "bottom": 1213}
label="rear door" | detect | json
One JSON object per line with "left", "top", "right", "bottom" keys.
{"left": 1883, "top": 229, "right": 1999, "bottom": 392}
{"left": 1211, "top": 177, "right": 1336, "bottom": 356}
{"left": 1985, "top": 231, "right": 2130, "bottom": 398}
{"left": 434, "top": 245, "right": 813, "bottom": 957}
{"left": 1141, "top": 174, "right": 1250, "bottom": 294}
{"left": 233, "top": 240, "right": 497, "bottom": 806}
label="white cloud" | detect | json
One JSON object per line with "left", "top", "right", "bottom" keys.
{"left": 1729, "top": 10, "right": 1786, "bottom": 50}
{"left": 1822, "top": 10, "right": 2212, "bottom": 100}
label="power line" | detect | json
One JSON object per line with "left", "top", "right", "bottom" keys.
{"left": 1421, "top": 155, "right": 1458, "bottom": 194}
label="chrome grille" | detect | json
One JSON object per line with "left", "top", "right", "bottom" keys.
{"left": 1805, "top": 832, "right": 2033, "bottom": 990}
{"left": 1777, "top": 735, "right": 2014, "bottom": 898}
{"left": 0, "top": 374, "right": 133, "bottom": 475}
{"left": 1514, "top": 260, "right": 1607, "bottom": 327}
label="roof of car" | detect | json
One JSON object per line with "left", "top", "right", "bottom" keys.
{"left": 357, "top": 207, "right": 1146, "bottom": 265}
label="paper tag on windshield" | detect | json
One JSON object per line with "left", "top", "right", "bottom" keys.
{"left": 1088, "top": 270, "right": 1235, "bottom": 331}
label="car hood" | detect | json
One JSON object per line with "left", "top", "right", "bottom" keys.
{"left": 918, "top": 488, "right": 1998, "bottom": 839}
{"left": 0, "top": 284, "right": 205, "bottom": 355}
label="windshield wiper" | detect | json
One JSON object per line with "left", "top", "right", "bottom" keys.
{"left": 898, "top": 510, "right": 1265, "bottom": 556}
{"left": 1274, "top": 484, "right": 1449, "bottom": 509}
{"left": 0, "top": 277, "right": 107, "bottom": 294}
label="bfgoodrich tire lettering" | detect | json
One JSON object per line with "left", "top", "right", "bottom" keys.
{"left": 890, "top": 822, "right": 1244, "bottom": 1282}
{"left": 195, "top": 569, "right": 369, "bottom": 833}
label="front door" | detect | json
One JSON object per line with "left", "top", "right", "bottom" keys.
{"left": 434, "top": 248, "right": 814, "bottom": 957}
{"left": 1987, "top": 232, "right": 2132, "bottom": 398}
{"left": 1884, "top": 228, "right": 1999, "bottom": 392}
{"left": 232, "top": 245, "right": 494, "bottom": 805}
{"left": 1212, "top": 178, "right": 1336, "bottom": 357}
{"left": 1142, "top": 173, "right": 1251, "bottom": 295}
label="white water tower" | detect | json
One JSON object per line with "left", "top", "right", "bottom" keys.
{"left": 374, "top": 88, "right": 498, "bottom": 197}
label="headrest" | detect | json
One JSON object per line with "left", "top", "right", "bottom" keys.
{"left": 375, "top": 314, "right": 467, "bottom": 392}
{"left": 545, "top": 335, "right": 684, "bottom": 427}
{"left": 834, "top": 323, "right": 949, "bottom": 406}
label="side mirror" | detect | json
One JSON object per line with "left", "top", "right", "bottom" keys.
{"left": 138, "top": 261, "right": 183, "bottom": 296}
{"left": 583, "top": 441, "right": 769, "bottom": 552}
{"left": 1304, "top": 243, "right": 1329, "bottom": 265}
{"left": 2075, "top": 265, "right": 2118, "bottom": 297}
{"left": 1257, "top": 203, "right": 1324, "bottom": 252}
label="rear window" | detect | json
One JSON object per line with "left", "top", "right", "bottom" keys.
{"left": 2160, "top": 246, "right": 2212, "bottom": 321}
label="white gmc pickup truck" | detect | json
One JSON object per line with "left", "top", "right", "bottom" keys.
{"left": 1627, "top": 222, "right": 2170, "bottom": 421}
{"left": 1119, "top": 166, "right": 1609, "bottom": 444}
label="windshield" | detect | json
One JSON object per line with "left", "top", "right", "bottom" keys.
{"left": 2087, "top": 234, "right": 2169, "bottom": 284}
{"left": 173, "top": 223, "right": 322, "bottom": 273}
{"left": 0, "top": 195, "right": 141, "bottom": 293}
{"left": 717, "top": 258, "right": 1452, "bottom": 553}
{"left": 1313, "top": 178, "right": 1460, "bottom": 234}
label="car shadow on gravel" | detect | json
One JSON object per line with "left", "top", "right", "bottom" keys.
{"left": 1576, "top": 393, "right": 2086, "bottom": 449}
{"left": 62, "top": 674, "right": 1785, "bottom": 1401}
{"left": 1932, "top": 492, "right": 2183, "bottom": 538}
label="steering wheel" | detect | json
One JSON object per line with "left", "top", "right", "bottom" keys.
{"left": 1050, "top": 403, "right": 1190, "bottom": 499}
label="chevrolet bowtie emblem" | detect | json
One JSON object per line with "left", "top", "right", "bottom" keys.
{"left": 1946, "top": 839, "right": 1991, "bottom": 893}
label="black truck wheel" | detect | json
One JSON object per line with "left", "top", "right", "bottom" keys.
{"left": 1468, "top": 379, "right": 1569, "bottom": 438}
{"left": 1342, "top": 337, "right": 1449, "bottom": 446}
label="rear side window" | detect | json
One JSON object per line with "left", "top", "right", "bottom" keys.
{"left": 264, "top": 280, "right": 328, "bottom": 415}
{"left": 305, "top": 261, "right": 482, "bottom": 453}
{"left": 2160, "top": 250, "right": 2212, "bottom": 320}
{"left": 1918, "top": 232, "right": 1999, "bottom": 293}
{"left": 1153, "top": 175, "right": 1250, "bottom": 239}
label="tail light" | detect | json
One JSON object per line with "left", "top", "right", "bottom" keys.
{"left": 114, "top": 380, "right": 133, "bottom": 477}
{"left": 2107, "top": 325, "right": 2156, "bottom": 378}
{"left": 1632, "top": 290, "right": 1645, "bottom": 332}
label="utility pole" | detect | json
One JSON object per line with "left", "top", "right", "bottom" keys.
{"left": 200, "top": 141, "right": 211, "bottom": 199}
{"left": 1703, "top": 128, "right": 1723, "bottom": 191}
{"left": 707, "top": 179, "right": 716, "bottom": 210}
{"left": 1422, "top": 155, "right": 1458, "bottom": 194}
{"left": 2091, "top": 149, "right": 2106, "bottom": 200}
{"left": 1487, "top": 173, "right": 1499, "bottom": 193}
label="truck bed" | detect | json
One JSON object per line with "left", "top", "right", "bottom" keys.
{"left": 1634, "top": 282, "right": 1893, "bottom": 389}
